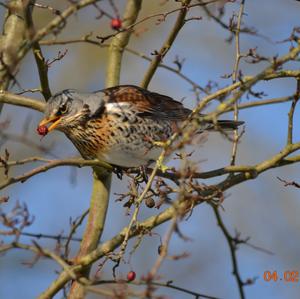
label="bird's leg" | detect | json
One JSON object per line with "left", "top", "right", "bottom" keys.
{"left": 140, "top": 165, "right": 149, "bottom": 182}
{"left": 134, "top": 165, "right": 148, "bottom": 184}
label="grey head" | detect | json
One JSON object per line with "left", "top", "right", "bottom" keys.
{"left": 40, "top": 89, "right": 106, "bottom": 132}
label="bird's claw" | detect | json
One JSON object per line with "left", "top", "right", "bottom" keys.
{"left": 112, "top": 165, "right": 124, "bottom": 180}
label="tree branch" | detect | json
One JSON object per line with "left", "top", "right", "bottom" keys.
{"left": 24, "top": 1, "right": 52, "bottom": 101}
{"left": 212, "top": 207, "right": 245, "bottom": 299}
{"left": 230, "top": 0, "right": 245, "bottom": 166}
{"left": 105, "top": 0, "right": 142, "bottom": 88}
{"left": 0, "top": 0, "right": 31, "bottom": 113}
{"left": 287, "top": 78, "right": 300, "bottom": 144}
{"left": 90, "top": 279, "right": 220, "bottom": 299}
{"left": 36, "top": 140, "right": 300, "bottom": 299}
{"left": 0, "top": 90, "right": 45, "bottom": 112}
{"left": 141, "top": 0, "right": 192, "bottom": 88}
{"left": 66, "top": 1, "right": 142, "bottom": 298}
{"left": 0, "top": 158, "right": 112, "bottom": 191}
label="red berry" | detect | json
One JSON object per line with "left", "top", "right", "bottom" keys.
{"left": 37, "top": 125, "right": 48, "bottom": 136}
{"left": 127, "top": 271, "right": 136, "bottom": 282}
{"left": 111, "top": 18, "right": 122, "bottom": 30}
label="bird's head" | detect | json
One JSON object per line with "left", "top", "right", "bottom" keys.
{"left": 39, "top": 89, "right": 105, "bottom": 133}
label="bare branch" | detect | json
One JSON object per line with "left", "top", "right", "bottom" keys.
{"left": 89, "top": 279, "right": 220, "bottom": 299}
{"left": 0, "top": 91, "right": 45, "bottom": 112}
{"left": 230, "top": 0, "right": 245, "bottom": 166}
{"left": 287, "top": 78, "right": 300, "bottom": 144}
{"left": 0, "top": 158, "right": 112, "bottom": 191}
{"left": 141, "top": 0, "right": 192, "bottom": 88}
{"left": 25, "top": 3, "right": 52, "bottom": 101}
{"left": 212, "top": 207, "right": 245, "bottom": 299}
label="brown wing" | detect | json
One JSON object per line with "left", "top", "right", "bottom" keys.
{"left": 101, "top": 85, "right": 191, "bottom": 121}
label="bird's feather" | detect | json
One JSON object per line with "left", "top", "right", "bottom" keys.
{"left": 95, "top": 85, "right": 191, "bottom": 121}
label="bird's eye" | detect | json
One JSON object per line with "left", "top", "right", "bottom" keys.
{"left": 59, "top": 104, "right": 68, "bottom": 114}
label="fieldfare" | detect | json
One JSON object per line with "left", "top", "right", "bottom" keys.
{"left": 38, "top": 85, "right": 243, "bottom": 167}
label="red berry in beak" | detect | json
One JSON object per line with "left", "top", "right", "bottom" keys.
{"left": 37, "top": 125, "right": 48, "bottom": 136}
{"left": 127, "top": 271, "right": 136, "bottom": 282}
{"left": 111, "top": 18, "right": 122, "bottom": 30}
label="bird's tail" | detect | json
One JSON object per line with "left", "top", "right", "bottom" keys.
{"left": 205, "top": 119, "right": 244, "bottom": 131}
{"left": 216, "top": 119, "right": 244, "bottom": 130}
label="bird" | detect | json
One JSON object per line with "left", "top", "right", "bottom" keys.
{"left": 38, "top": 85, "right": 244, "bottom": 168}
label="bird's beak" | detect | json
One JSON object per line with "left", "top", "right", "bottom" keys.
{"left": 39, "top": 115, "right": 62, "bottom": 132}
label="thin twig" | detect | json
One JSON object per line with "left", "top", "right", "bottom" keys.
{"left": 40, "top": 37, "right": 207, "bottom": 93}
{"left": 230, "top": 0, "right": 245, "bottom": 166}
{"left": 112, "top": 154, "right": 164, "bottom": 276}
{"left": 212, "top": 207, "right": 245, "bottom": 299}
{"left": 64, "top": 209, "right": 89, "bottom": 258}
{"left": 0, "top": 241, "right": 77, "bottom": 280}
{"left": 148, "top": 217, "right": 177, "bottom": 279}
{"left": 91, "top": 279, "right": 220, "bottom": 299}
{"left": 277, "top": 176, "right": 300, "bottom": 189}
{"left": 287, "top": 78, "right": 300, "bottom": 144}
{"left": 141, "top": 0, "right": 192, "bottom": 88}
{"left": 96, "top": 1, "right": 219, "bottom": 43}
{"left": 18, "top": 231, "right": 81, "bottom": 242}
{"left": 0, "top": 158, "right": 112, "bottom": 190}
